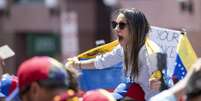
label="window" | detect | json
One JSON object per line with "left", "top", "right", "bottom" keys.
{"left": 26, "top": 33, "right": 61, "bottom": 57}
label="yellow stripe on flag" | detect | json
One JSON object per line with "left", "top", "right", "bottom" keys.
{"left": 146, "top": 38, "right": 163, "bottom": 80}
{"left": 177, "top": 33, "right": 197, "bottom": 70}
{"left": 145, "top": 38, "right": 161, "bottom": 54}
{"left": 78, "top": 40, "right": 119, "bottom": 59}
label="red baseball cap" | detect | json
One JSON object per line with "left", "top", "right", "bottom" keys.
{"left": 17, "top": 56, "right": 69, "bottom": 92}
{"left": 83, "top": 89, "right": 116, "bottom": 101}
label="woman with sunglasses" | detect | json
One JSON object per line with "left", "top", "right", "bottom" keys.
{"left": 66, "top": 8, "right": 162, "bottom": 100}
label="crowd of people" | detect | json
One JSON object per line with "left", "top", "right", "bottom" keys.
{"left": 0, "top": 8, "right": 200, "bottom": 101}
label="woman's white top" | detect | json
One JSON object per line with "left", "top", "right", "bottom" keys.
{"left": 95, "top": 45, "right": 123, "bottom": 69}
{"left": 94, "top": 44, "right": 160, "bottom": 100}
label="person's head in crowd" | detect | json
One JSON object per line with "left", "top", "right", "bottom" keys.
{"left": 0, "top": 74, "right": 18, "bottom": 98}
{"left": 112, "top": 8, "right": 150, "bottom": 80}
{"left": 17, "top": 56, "right": 71, "bottom": 101}
{"left": 65, "top": 66, "right": 80, "bottom": 93}
{"left": 53, "top": 89, "right": 80, "bottom": 101}
{"left": 82, "top": 89, "right": 116, "bottom": 101}
{"left": 52, "top": 62, "right": 81, "bottom": 101}
{"left": 186, "top": 58, "right": 201, "bottom": 101}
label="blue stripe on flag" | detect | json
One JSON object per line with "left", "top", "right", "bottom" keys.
{"left": 172, "top": 54, "right": 187, "bottom": 83}
{"left": 79, "top": 62, "right": 124, "bottom": 91}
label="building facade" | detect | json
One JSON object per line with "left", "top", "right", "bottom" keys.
{"left": 0, "top": 0, "right": 112, "bottom": 73}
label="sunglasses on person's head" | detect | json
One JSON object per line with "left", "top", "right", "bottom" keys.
{"left": 111, "top": 21, "right": 127, "bottom": 30}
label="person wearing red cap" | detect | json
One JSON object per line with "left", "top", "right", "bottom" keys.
{"left": 17, "top": 56, "right": 73, "bottom": 101}
{"left": 82, "top": 89, "right": 116, "bottom": 101}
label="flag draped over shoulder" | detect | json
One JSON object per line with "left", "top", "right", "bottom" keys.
{"left": 78, "top": 40, "right": 119, "bottom": 59}
{"left": 75, "top": 37, "right": 163, "bottom": 91}
{"left": 172, "top": 32, "right": 197, "bottom": 83}
{"left": 75, "top": 40, "right": 123, "bottom": 91}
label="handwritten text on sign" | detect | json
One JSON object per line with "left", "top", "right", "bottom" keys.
{"left": 149, "top": 26, "right": 181, "bottom": 76}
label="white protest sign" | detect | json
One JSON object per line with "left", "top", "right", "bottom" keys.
{"left": 149, "top": 26, "right": 182, "bottom": 76}
{"left": 0, "top": 45, "right": 15, "bottom": 60}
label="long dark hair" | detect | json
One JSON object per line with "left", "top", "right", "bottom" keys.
{"left": 114, "top": 8, "right": 150, "bottom": 81}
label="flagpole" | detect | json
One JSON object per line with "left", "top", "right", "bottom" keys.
{"left": 181, "top": 28, "right": 186, "bottom": 35}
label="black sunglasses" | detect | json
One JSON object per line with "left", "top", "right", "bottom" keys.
{"left": 111, "top": 21, "right": 127, "bottom": 30}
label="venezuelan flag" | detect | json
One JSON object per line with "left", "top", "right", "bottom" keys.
{"left": 75, "top": 40, "right": 123, "bottom": 91}
{"left": 78, "top": 40, "right": 119, "bottom": 59}
{"left": 75, "top": 37, "right": 163, "bottom": 91}
{"left": 172, "top": 32, "right": 197, "bottom": 83}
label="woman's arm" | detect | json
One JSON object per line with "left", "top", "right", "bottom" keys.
{"left": 66, "top": 57, "right": 96, "bottom": 69}
{"left": 66, "top": 45, "right": 123, "bottom": 70}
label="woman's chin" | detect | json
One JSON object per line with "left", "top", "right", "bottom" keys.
{"left": 119, "top": 43, "right": 123, "bottom": 46}
{"left": 119, "top": 41, "right": 126, "bottom": 47}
